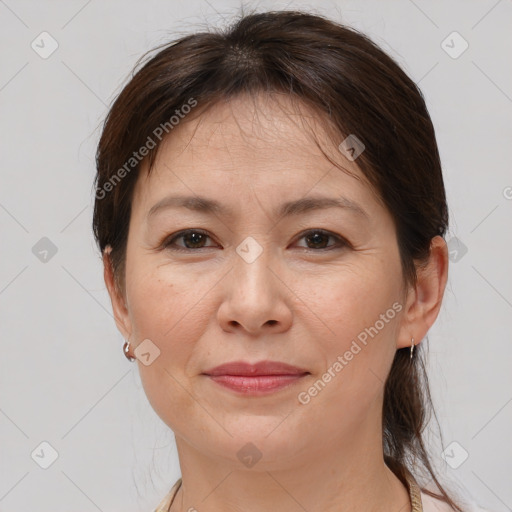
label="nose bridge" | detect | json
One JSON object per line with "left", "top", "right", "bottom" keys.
{"left": 232, "top": 237, "right": 276, "bottom": 301}
{"left": 217, "top": 236, "right": 291, "bottom": 334}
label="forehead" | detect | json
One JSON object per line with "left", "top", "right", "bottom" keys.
{"left": 132, "top": 93, "right": 380, "bottom": 215}
{"left": 154, "top": 94, "right": 342, "bottom": 168}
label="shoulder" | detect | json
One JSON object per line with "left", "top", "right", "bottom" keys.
{"left": 154, "top": 478, "right": 182, "bottom": 512}
{"left": 420, "top": 490, "right": 495, "bottom": 512}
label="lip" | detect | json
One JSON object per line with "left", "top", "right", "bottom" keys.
{"left": 203, "top": 360, "right": 309, "bottom": 376}
{"left": 202, "top": 361, "right": 310, "bottom": 396}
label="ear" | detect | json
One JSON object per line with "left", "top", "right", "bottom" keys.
{"left": 103, "top": 246, "right": 133, "bottom": 342}
{"left": 396, "top": 235, "right": 449, "bottom": 350}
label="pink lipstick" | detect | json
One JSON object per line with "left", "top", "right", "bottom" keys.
{"left": 203, "top": 360, "right": 309, "bottom": 395}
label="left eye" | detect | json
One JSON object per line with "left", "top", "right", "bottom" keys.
{"left": 161, "top": 228, "right": 347, "bottom": 251}
{"left": 294, "top": 229, "right": 347, "bottom": 250}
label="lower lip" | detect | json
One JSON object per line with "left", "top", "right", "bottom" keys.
{"left": 206, "top": 374, "right": 308, "bottom": 395}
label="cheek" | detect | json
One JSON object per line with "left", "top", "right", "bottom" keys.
{"left": 125, "top": 255, "right": 206, "bottom": 340}
{"left": 300, "top": 261, "right": 397, "bottom": 336}
{"left": 292, "top": 271, "right": 400, "bottom": 433}
{"left": 125, "top": 263, "right": 210, "bottom": 430}
{"left": 295, "top": 260, "right": 400, "bottom": 386}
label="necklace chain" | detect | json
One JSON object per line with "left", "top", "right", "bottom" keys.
{"left": 405, "top": 471, "right": 424, "bottom": 512}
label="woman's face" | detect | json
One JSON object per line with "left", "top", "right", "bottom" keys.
{"left": 107, "top": 94, "right": 416, "bottom": 467}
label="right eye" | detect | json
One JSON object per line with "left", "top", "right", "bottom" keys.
{"left": 161, "top": 229, "right": 218, "bottom": 251}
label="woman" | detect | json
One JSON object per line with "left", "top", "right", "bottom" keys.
{"left": 93, "top": 10, "right": 464, "bottom": 512}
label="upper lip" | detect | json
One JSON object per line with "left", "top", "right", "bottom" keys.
{"left": 203, "top": 360, "right": 309, "bottom": 376}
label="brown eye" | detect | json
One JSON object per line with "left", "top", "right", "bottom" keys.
{"left": 181, "top": 231, "right": 208, "bottom": 248}
{"left": 163, "top": 229, "right": 215, "bottom": 251}
{"left": 295, "top": 229, "right": 348, "bottom": 250}
{"left": 305, "top": 231, "right": 330, "bottom": 249}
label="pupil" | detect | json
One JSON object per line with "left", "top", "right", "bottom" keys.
{"left": 307, "top": 232, "right": 327, "bottom": 248}
{"left": 185, "top": 232, "right": 204, "bottom": 248}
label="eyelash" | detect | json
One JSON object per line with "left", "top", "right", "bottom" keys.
{"left": 160, "top": 228, "right": 350, "bottom": 253}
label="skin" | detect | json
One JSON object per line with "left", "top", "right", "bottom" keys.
{"left": 103, "top": 93, "right": 448, "bottom": 512}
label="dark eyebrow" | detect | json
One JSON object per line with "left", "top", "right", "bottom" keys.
{"left": 279, "top": 196, "right": 368, "bottom": 219}
{"left": 147, "top": 195, "right": 235, "bottom": 219}
{"left": 147, "top": 194, "right": 368, "bottom": 220}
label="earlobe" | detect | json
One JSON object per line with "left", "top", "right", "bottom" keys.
{"left": 396, "top": 236, "right": 449, "bottom": 350}
{"left": 103, "top": 246, "right": 132, "bottom": 340}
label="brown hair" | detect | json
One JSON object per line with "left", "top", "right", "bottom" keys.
{"left": 93, "top": 9, "right": 459, "bottom": 510}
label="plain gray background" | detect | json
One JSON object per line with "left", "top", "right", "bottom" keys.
{"left": 1, "top": 0, "right": 511, "bottom": 510}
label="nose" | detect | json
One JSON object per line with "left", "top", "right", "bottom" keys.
{"left": 216, "top": 246, "right": 293, "bottom": 336}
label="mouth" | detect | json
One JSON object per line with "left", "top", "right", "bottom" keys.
{"left": 202, "top": 360, "right": 310, "bottom": 395}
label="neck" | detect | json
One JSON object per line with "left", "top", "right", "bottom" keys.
{"left": 170, "top": 422, "right": 411, "bottom": 512}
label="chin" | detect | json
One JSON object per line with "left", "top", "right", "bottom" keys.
{"left": 186, "top": 422, "right": 309, "bottom": 470}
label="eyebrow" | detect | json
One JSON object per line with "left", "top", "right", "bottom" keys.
{"left": 147, "top": 194, "right": 368, "bottom": 221}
